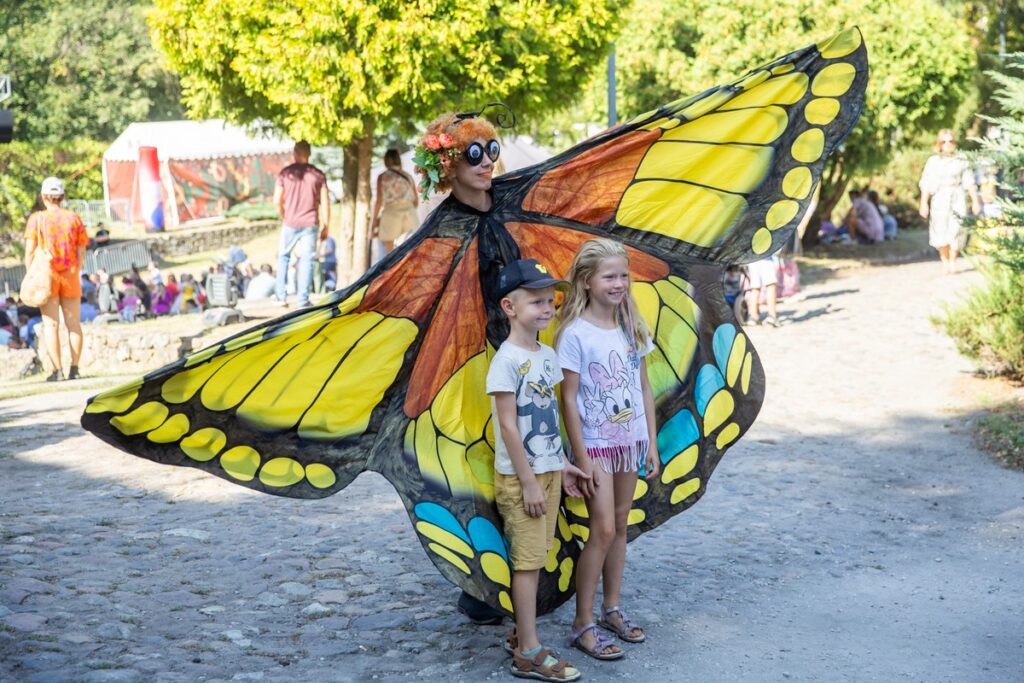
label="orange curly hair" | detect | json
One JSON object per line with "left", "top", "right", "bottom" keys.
{"left": 416, "top": 113, "right": 499, "bottom": 194}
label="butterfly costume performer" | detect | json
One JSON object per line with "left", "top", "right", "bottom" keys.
{"left": 82, "top": 30, "right": 867, "bottom": 616}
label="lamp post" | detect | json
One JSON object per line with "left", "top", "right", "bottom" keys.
{"left": 0, "top": 75, "right": 12, "bottom": 143}
{"left": 607, "top": 44, "right": 617, "bottom": 128}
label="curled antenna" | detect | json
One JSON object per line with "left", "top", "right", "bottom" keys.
{"left": 455, "top": 102, "right": 516, "bottom": 129}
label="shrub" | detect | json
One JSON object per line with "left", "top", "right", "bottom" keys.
{"left": 224, "top": 202, "right": 280, "bottom": 221}
{"left": 940, "top": 57, "right": 1024, "bottom": 378}
{"left": 0, "top": 139, "right": 106, "bottom": 233}
{"left": 940, "top": 263, "right": 1024, "bottom": 379}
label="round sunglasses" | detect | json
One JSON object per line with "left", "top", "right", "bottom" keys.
{"left": 464, "top": 140, "right": 500, "bottom": 166}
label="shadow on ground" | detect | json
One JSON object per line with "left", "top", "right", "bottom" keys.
{"left": 1, "top": 397, "right": 1021, "bottom": 682}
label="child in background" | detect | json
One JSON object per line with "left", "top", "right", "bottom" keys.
{"left": 151, "top": 283, "right": 173, "bottom": 316}
{"left": 119, "top": 279, "right": 139, "bottom": 322}
{"left": 556, "top": 238, "right": 661, "bottom": 660}
{"left": 488, "top": 258, "right": 589, "bottom": 683}
{"left": 0, "top": 311, "right": 25, "bottom": 349}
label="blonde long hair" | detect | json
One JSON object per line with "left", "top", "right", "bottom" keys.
{"left": 555, "top": 239, "right": 651, "bottom": 349}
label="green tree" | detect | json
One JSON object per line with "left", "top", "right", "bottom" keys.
{"left": 0, "top": 0, "right": 183, "bottom": 144}
{"left": 0, "top": 1, "right": 181, "bottom": 237}
{"left": 553, "top": 0, "right": 976, "bottom": 245}
{"left": 150, "top": 0, "right": 622, "bottom": 277}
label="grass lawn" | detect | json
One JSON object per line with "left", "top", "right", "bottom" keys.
{"left": 158, "top": 229, "right": 281, "bottom": 282}
{"left": 975, "top": 399, "right": 1024, "bottom": 470}
{"left": 799, "top": 228, "right": 933, "bottom": 274}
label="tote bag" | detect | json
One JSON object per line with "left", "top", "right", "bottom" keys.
{"left": 19, "top": 216, "right": 53, "bottom": 307}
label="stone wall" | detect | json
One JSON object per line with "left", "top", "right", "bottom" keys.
{"left": 145, "top": 220, "right": 279, "bottom": 259}
{"left": 0, "top": 315, "right": 252, "bottom": 381}
{"left": 0, "top": 346, "right": 37, "bottom": 380}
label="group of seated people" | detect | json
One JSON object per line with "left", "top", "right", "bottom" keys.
{"left": 819, "top": 189, "right": 899, "bottom": 244}
{"left": 77, "top": 257, "right": 292, "bottom": 323}
{"left": 80, "top": 262, "right": 209, "bottom": 323}
{"left": 1, "top": 300, "right": 38, "bottom": 350}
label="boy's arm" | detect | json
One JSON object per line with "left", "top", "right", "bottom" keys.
{"left": 319, "top": 183, "right": 330, "bottom": 240}
{"left": 494, "top": 392, "right": 546, "bottom": 518}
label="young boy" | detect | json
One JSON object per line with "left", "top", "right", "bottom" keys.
{"left": 487, "top": 258, "right": 591, "bottom": 683}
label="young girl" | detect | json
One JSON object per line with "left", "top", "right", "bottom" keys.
{"left": 556, "top": 238, "right": 661, "bottom": 660}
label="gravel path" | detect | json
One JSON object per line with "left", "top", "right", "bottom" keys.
{"left": 1, "top": 259, "right": 1021, "bottom": 682}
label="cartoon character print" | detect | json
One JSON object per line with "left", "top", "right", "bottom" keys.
{"left": 587, "top": 350, "right": 640, "bottom": 442}
{"left": 517, "top": 360, "right": 561, "bottom": 462}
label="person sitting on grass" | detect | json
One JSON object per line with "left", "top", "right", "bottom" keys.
{"left": 844, "top": 189, "right": 884, "bottom": 244}
{"left": 119, "top": 279, "right": 140, "bottom": 322}
{"left": 93, "top": 223, "right": 111, "bottom": 247}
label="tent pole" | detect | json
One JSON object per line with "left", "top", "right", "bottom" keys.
{"left": 101, "top": 159, "right": 111, "bottom": 220}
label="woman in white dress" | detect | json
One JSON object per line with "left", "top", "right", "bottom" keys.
{"left": 918, "top": 129, "right": 981, "bottom": 274}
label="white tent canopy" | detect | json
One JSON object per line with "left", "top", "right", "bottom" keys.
{"left": 102, "top": 119, "right": 294, "bottom": 226}
{"left": 103, "top": 120, "right": 292, "bottom": 162}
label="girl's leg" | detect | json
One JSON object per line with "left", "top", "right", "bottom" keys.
{"left": 746, "top": 287, "right": 761, "bottom": 322}
{"left": 572, "top": 466, "right": 621, "bottom": 655}
{"left": 949, "top": 245, "right": 960, "bottom": 274}
{"left": 937, "top": 245, "right": 950, "bottom": 273}
{"left": 600, "top": 471, "right": 644, "bottom": 640}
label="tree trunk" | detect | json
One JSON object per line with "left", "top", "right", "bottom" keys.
{"left": 339, "top": 141, "right": 359, "bottom": 285}
{"left": 803, "top": 154, "right": 851, "bottom": 250}
{"left": 353, "top": 126, "right": 374, "bottom": 277}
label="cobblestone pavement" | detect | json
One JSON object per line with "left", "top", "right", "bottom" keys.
{"left": 1, "top": 260, "right": 1021, "bottom": 682}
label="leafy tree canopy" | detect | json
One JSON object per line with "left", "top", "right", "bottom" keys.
{"left": 0, "top": 0, "right": 184, "bottom": 144}
{"left": 604, "top": 0, "right": 976, "bottom": 175}
{"left": 150, "top": 0, "right": 623, "bottom": 144}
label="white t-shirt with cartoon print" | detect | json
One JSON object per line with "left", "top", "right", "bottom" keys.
{"left": 557, "top": 318, "right": 653, "bottom": 472}
{"left": 486, "top": 340, "right": 566, "bottom": 476}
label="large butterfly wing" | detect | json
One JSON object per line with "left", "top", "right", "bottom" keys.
{"left": 499, "top": 27, "right": 867, "bottom": 266}
{"left": 484, "top": 29, "right": 866, "bottom": 550}
{"left": 79, "top": 203, "right": 569, "bottom": 616}
{"left": 80, "top": 219, "right": 475, "bottom": 498}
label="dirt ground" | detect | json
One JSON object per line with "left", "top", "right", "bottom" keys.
{"left": 1, "top": 257, "right": 1021, "bottom": 682}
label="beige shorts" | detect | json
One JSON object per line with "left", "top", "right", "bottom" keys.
{"left": 495, "top": 470, "right": 562, "bottom": 571}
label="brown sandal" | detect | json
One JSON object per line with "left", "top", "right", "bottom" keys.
{"left": 511, "top": 647, "right": 581, "bottom": 682}
{"left": 503, "top": 626, "right": 518, "bottom": 656}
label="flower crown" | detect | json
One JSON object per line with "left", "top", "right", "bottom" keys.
{"left": 413, "top": 103, "right": 516, "bottom": 199}
{"left": 412, "top": 133, "right": 461, "bottom": 200}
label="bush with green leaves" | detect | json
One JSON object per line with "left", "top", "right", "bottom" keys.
{"left": 224, "top": 202, "right": 280, "bottom": 222}
{"left": 941, "top": 57, "right": 1024, "bottom": 378}
{"left": 0, "top": 140, "right": 106, "bottom": 232}
{"left": 542, "top": 0, "right": 976, "bottom": 238}
{"left": 941, "top": 264, "right": 1024, "bottom": 378}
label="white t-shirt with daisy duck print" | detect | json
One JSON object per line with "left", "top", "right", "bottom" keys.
{"left": 557, "top": 318, "right": 653, "bottom": 473}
